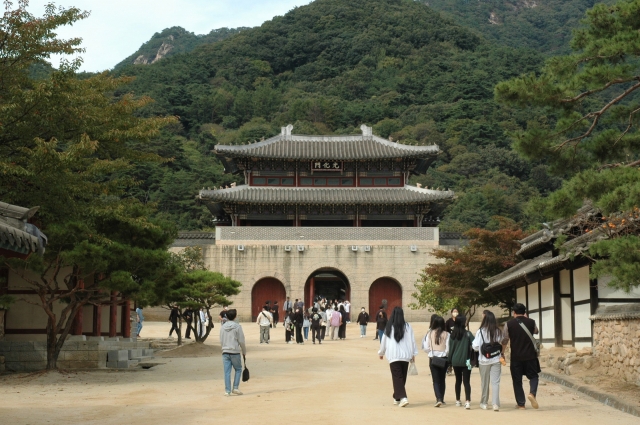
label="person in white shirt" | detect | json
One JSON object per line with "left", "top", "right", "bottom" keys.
{"left": 423, "top": 315, "right": 450, "bottom": 407}
{"left": 256, "top": 305, "right": 273, "bottom": 344}
{"left": 199, "top": 308, "right": 207, "bottom": 338}
{"left": 378, "top": 307, "right": 418, "bottom": 408}
{"left": 472, "top": 310, "right": 504, "bottom": 411}
{"left": 344, "top": 300, "right": 351, "bottom": 323}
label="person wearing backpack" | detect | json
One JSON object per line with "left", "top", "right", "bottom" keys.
{"left": 448, "top": 315, "right": 474, "bottom": 410}
{"left": 502, "top": 303, "right": 541, "bottom": 410}
{"left": 472, "top": 310, "right": 503, "bottom": 411}
{"left": 310, "top": 307, "right": 323, "bottom": 344}
{"left": 423, "top": 315, "right": 450, "bottom": 407}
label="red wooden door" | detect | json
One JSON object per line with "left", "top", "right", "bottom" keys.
{"left": 369, "top": 278, "right": 402, "bottom": 318}
{"left": 252, "top": 278, "right": 286, "bottom": 321}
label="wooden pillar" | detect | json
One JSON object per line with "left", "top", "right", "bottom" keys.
{"left": 71, "top": 278, "right": 84, "bottom": 335}
{"left": 308, "top": 277, "right": 315, "bottom": 308}
{"left": 109, "top": 291, "right": 117, "bottom": 337}
{"left": 92, "top": 304, "right": 102, "bottom": 336}
{"left": 121, "top": 298, "right": 131, "bottom": 338}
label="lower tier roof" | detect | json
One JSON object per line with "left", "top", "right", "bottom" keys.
{"left": 198, "top": 185, "right": 455, "bottom": 205}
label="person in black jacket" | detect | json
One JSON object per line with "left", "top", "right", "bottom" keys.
{"left": 375, "top": 307, "right": 387, "bottom": 342}
{"left": 168, "top": 305, "right": 180, "bottom": 338}
{"left": 183, "top": 308, "right": 194, "bottom": 339}
{"left": 502, "top": 303, "right": 540, "bottom": 410}
{"left": 293, "top": 307, "right": 304, "bottom": 344}
{"left": 357, "top": 307, "right": 369, "bottom": 338}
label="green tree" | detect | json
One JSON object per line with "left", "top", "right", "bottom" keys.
{"left": 495, "top": 0, "right": 640, "bottom": 290}
{"left": 0, "top": 1, "right": 177, "bottom": 369}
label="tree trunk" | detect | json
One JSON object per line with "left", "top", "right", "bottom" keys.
{"left": 177, "top": 316, "right": 183, "bottom": 346}
{"left": 46, "top": 323, "right": 59, "bottom": 370}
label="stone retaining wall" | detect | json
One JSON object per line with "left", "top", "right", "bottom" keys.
{"left": 592, "top": 317, "right": 640, "bottom": 386}
{"left": 0, "top": 336, "right": 150, "bottom": 372}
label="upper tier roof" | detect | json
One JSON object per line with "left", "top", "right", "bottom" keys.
{"left": 198, "top": 185, "right": 454, "bottom": 205}
{"left": 215, "top": 124, "right": 440, "bottom": 160}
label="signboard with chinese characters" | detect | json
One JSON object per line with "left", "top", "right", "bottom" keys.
{"left": 311, "top": 160, "right": 343, "bottom": 171}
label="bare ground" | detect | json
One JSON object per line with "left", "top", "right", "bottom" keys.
{"left": 0, "top": 321, "right": 637, "bottom": 425}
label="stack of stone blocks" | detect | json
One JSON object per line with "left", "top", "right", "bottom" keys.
{"left": 545, "top": 346, "right": 598, "bottom": 376}
{"left": 0, "top": 335, "right": 153, "bottom": 372}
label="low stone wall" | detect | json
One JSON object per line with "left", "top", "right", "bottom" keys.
{"left": 591, "top": 304, "right": 640, "bottom": 386}
{"left": 0, "top": 336, "right": 150, "bottom": 372}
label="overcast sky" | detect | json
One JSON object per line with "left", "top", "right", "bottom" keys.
{"left": 28, "top": 0, "right": 311, "bottom": 72}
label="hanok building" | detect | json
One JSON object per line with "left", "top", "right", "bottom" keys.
{"left": 175, "top": 125, "right": 456, "bottom": 321}
{"left": 486, "top": 204, "right": 640, "bottom": 349}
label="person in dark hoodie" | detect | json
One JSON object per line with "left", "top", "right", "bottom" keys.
{"left": 220, "top": 309, "right": 246, "bottom": 396}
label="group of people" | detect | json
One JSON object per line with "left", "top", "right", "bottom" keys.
{"left": 281, "top": 297, "right": 351, "bottom": 344}
{"left": 378, "top": 303, "right": 541, "bottom": 411}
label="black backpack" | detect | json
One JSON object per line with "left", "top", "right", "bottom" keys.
{"left": 480, "top": 331, "right": 502, "bottom": 359}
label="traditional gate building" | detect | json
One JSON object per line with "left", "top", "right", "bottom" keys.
{"left": 175, "top": 125, "right": 456, "bottom": 321}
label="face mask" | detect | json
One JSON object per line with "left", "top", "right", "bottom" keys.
{"left": 452, "top": 312, "right": 458, "bottom": 318}
{"left": 361, "top": 309, "right": 365, "bottom": 312}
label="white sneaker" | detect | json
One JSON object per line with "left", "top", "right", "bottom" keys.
{"left": 493, "top": 404, "right": 499, "bottom": 412}
{"left": 480, "top": 403, "right": 488, "bottom": 410}
{"left": 456, "top": 401, "right": 462, "bottom": 407}
{"left": 393, "top": 399, "right": 399, "bottom": 405}
{"left": 224, "top": 392, "right": 230, "bottom": 396}
{"left": 232, "top": 389, "right": 243, "bottom": 395}
{"left": 434, "top": 400, "right": 442, "bottom": 407}
{"left": 465, "top": 401, "right": 471, "bottom": 410}
{"left": 399, "top": 398, "right": 409, "bottom": 407}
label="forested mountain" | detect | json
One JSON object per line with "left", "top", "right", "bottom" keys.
{"left": 423, "top": 0, "right": 614, "bottom": 54}
{"left": 112, "top": 0, "right": 598, "bottom": 231}
{"left": 113, "top": 26, "right": 248, "bottom": 70}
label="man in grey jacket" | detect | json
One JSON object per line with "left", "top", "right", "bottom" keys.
{"left": 220, "top": 309, "right": 247, "bottom": 396}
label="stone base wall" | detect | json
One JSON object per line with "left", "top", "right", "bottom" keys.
{"left": 0, "top": 336, "right": 150, "bottom": 372}
{"left": 593, "top": 318, "right": 640, "bottom": 385}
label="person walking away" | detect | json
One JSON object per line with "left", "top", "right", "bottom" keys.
{"left": 378, "top": 307, "right": 418, "bottom": 408}
{"left": 257, "top": 305, "right": 273, "bottom": 344}
{"left": 183, "top": 308, "right": 193, "bottom": 339}
{"left": 357, "top": 307, "right": 369, "bottom": 337}
{"left": 302, "top": 311, "right": 311, "bottom": 341}
{"left": 338, "top": 305, "right": 347, "bottom": 339}
{"left": 329, "top": 305, "right": 342, "bottom": 340}
{"left": 272, "top": 301, "right": 280, "bottom": 326}
{"left": 344, "top": 300, "right": 351, "bottom": 323}
{"left": 376, "top": 307, "right": 387, "bottom": 342}
{"left": 472, "top": 310, "right": 503, "bottom": 411}
{"left": 294, "top": 308, "right": 304, "bottom": 344}
{"left": 135, "top": 306, "right": 144, "bottom": 337}
{"left": 310, "top": 307, "right": 322, "bottom": 344}
{"left": 168, "top": 305, "right": 180, "bottom": 338}
{"left": 423, "top": 315, "right": 450, "bottom": 407}
{"left": 449, "top": 315, "right": 473, "bottom": 409}
{"left": 319, "top": 307, "right": 327, "bottom": 340}
{"left": 502, "top": 303, "right": 541, "bottom": 410}
{"left": 284, "top": 309, "right": 294, "bottom": 344}
{"left": 220, "top": 309, "right": 246, "bottom": 396}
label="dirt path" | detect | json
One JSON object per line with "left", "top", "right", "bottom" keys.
{"left": 0, "top": 321, "right": 636, "bottom": 424}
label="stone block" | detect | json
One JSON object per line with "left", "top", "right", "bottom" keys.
{"left": 8, "top": 342, "right": 34, "bottom": 351}
{"left": 66, "top": 335, "right": 86, "bottom": 341}
{"left": 106, "top": 360, "right": 132, "bottom": 368}
{"left": 107, "top": 350, "right": 128, "bottom": 362}
{"left": 86, "top": 336, "right": 104, "bottom": 341}
{"left": 64, "top": 351, "right": 88, "bottom": 361}
{"left": 86, "top": 351, "right": 99, "bottom": 361}
{"left": 142, "top": 349, "right": 154, "bottom": 356}
{"left": 120, "top": 338, "right": 134, "bottom": 342}
{"left": 106, "top": 337, "right": 120, "bottom": 342}
{"left": 128, "top": 349, "right": 142, "bottom": 359}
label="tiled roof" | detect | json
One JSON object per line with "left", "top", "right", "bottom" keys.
{"left": 0, "top": 201, "right": 46, "bottom": 256}
{"left": 215, "top": 125, "right": 440, "bottom": 160}
{"left": 590, "top": 303, "right": 640, "bottom": 321}
{"left": 198, "top": 185, "right": 455, "bottom": 205}
{"left": 176, "top": 231, "right": 215, "bottom": 239}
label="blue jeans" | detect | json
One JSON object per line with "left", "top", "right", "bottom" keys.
{"left": 360, "top": 324, "right": 367, "bottom": 336}
{"left": 377, "top": 329, "right": 384, "bottom": 342}
{"left": 303, "top": 327, "right": 309, "bottom": 339}
{"left": 222, "top": 353, "right": 242, "bottom": 393}
{"left": 136, "top": 322, "right": 143, "bottom": 336}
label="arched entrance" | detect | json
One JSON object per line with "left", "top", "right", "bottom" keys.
{"left": 304, "top": 268, "right": 350, "bottom": 309}
{"left": 251, "top": 278, "right": 286, "bottom": 321}
{"left": 369, "top": 277, "right": 402, "bottom": 318}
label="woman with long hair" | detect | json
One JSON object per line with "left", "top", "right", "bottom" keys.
{"left": 284, "top": 309, "right": 294, "bottom": 344}
{"left": 448, "top": 315, "right": 474, "bottom": 409}
{"left": 294, "top": 307, "right": 304, "bottom": 344}
{"left": 378, "top": 307, "right": 418, "bottom": 408}
{"left": 338, "top": 305, "right": 347, "bottom": 339}
{"left": 424, "top": 315, "right": 450, "bottom": 407}
{"left": 472, "top": 310, "right": 503, "bottom": 411}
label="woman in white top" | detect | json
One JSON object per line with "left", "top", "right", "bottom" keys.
{"left": 378, "top": 307, "right": 418, "bottom": 408}
{"left": 472, "top": 310, "right": 503, "bottom": 411}
{"left": 423, "top": 315, "right": 450, "bottom": 407}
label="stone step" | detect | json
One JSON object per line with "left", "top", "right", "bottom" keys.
{"left": 131, "top": 356, "right": 154, "bottom": 362}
